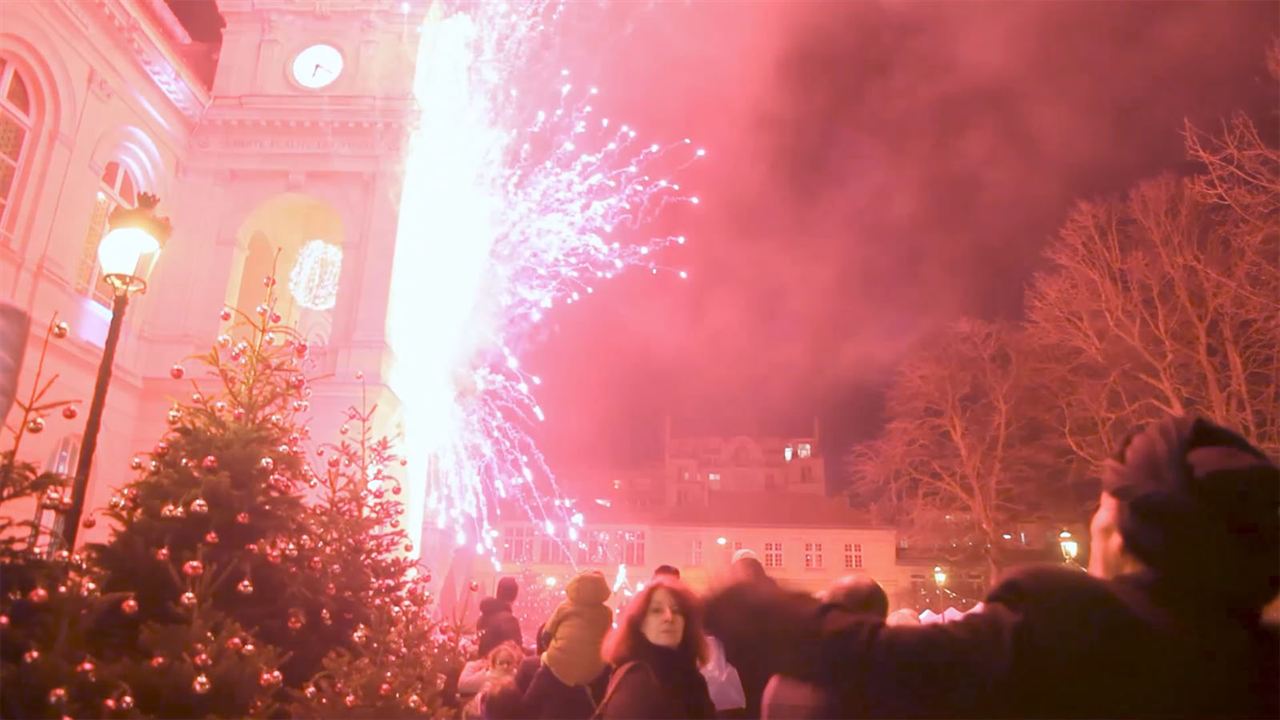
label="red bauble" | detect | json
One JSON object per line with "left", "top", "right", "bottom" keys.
{"left": 219, "top": 308, "right": 232, "bottom": 321}
{"left": 61, "top": 405, "right": 78, "bottom": 420}
{"left": 201, "top": 455, "right": 218, "bottom": 472}
{"left": 169, "top": 364, "right": 185, "bottom": 379}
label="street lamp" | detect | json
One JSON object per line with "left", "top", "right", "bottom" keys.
{"left": 1058, "top": 530, "right": 1079, "bottom": 563}
{"left": 61, "top": 193, "right": 170, "bottom": 548}
{"left": 933, "top": 565, "right": 947, "bottom": 587}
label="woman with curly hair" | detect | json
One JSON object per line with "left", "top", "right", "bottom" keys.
{"left": 595, "top": 577, "right": 715, "bottom": 719}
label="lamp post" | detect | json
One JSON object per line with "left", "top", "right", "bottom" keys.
{"left": 61, "top": 193, "right": 170, "bottom": 549}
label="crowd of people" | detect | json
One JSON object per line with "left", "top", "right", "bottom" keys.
{"left": 442, "top": 415, "right": 1278, "bottom": 719}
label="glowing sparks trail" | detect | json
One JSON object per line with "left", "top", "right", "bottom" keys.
{"left": 386, "top": 2, "right": 702, "bottom": 567}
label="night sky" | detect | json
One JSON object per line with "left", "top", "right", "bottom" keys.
{"left": 526, "top": 1, "right": 1278, "bottom": 486}
{"left": 171, "top": 1, "right": 1278, "bottom": 488}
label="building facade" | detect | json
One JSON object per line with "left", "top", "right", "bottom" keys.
{"left": 1, "top": 0, "right": 421, "bottom": 546}
{"left": 461, "top": 427, "right": 906, "bottom": 629}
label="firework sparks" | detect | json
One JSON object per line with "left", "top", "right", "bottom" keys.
{"left": 386, "top": 2, "right": 702, "bottom": 567}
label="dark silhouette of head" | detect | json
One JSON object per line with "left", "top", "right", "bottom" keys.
{"left": 482, "top": 677, "right": 523, "bottom": 720}
{"left": 730, "top": 553, "right": 768, "bottom": 583}
{"left": 653, "top": 564, "right": 681, "bottom": 580}
{"left": 1097, "top": 415, "right": 1279, "bottom": 613}
{"left": 824, "top": 576, "right": 889, "bottom": 619}
{"left": 496, "top": 576, "right": 519, "bottom": 604}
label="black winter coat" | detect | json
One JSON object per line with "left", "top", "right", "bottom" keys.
{"left": 708, "top": 566, "right": 1279, "bottom": 719}
{"left": 477, "top": 597, "right": 523, "bottom": 657}
{"left": 599, "top": 641, "right": 716, "bottom": 720}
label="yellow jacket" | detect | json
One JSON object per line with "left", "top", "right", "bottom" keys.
{"left": 541, "top": 571, "right": 613, "bottom": 686}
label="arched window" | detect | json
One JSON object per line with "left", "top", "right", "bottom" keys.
{"left": 0, "top": 58, "right": 35, "bottom": 240}
{"left": 77, "top": 161, "right": 138, "bottom": 306}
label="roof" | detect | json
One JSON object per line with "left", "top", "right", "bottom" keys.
{"left": 533, "top": 490, "right": 882, "bottom": 530}
{"left": 659, "top": 490, "right": 877, "bottom": 528}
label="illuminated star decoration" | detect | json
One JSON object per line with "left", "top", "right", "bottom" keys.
{"left": 387, "top": 0, "right": 703, "bottom": 568}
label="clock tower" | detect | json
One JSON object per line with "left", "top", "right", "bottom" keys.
{"left": 134, "top": 0, "right": 425, "bottom": 450}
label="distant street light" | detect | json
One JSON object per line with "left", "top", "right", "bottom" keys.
{"left": 933, "top": 565, "right": 947, "bottom": 587}
{"left": 62, "top": 193, "right": 171, "bottom": 548}
{"left": 1058, "top": 529, "right": 1079, "bottom": 562}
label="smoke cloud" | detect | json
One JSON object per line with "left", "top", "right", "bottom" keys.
{"left": 528, "top": 1, "right": 1279, "bottom": 479}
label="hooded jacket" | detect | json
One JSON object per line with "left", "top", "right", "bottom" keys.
{"left": 541, "top": 571, "right": 613, "bottom": 686}
{"left": 477, "top": 596, "right": 522, "bottom": 658}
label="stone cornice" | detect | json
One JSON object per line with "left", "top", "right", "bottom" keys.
{"left": 190, "top": 121, "right": 407, "bottom": 157}
{"left": 63, "top": 0, "right": 212, "bottom": 124}
{"left": 202, "top": 94, "right": 416, "bottom": 123}
{"left": 216, "top": 0, "right": 407, "bottom": 18}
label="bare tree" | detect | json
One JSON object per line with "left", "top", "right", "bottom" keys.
{"left": 1026, "top": 117, "right": 1280, "bottom": 461}
{"left": 848, "top": 320, "right": 1059, "bottom": 582}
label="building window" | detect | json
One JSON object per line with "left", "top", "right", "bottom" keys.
{"left": 690, "top": 539, "right": 702, "bottom": 567}
{"left": 800, "top": 466, "right": 813, "bottom": 485}
{"left": 797, "top": 442, "right": 812, "bottom": 459}
{"left": 31, "top": 435, "right": 79, "bottom": 554}
{"left": 803, "top": 542, "right": 822, "bottom": 569}
{"left": 707, "top": 472, "right": 721, "bottom": 490}
{"left": 77, "top": 161, "right": 138, "bottom": 305}
{"left": 764, "top": 541, "right": 783, "bottom": 569}
{"left": 540, "top": 536, "right": 570, "bottom": 564}
{"left": 622, "top": 531, "right": 645, "bottom": 566}
{"left": 843, "top": 543, "right": 863, "bottom": 569}
{"left": 501, "top": 526, "right": 534, "bottom": 564}
{"left": 577, "top": 531, "right": 611, "bottom": 565}
{"left": 0, "top": 58, "right": 34, "bottom": 240}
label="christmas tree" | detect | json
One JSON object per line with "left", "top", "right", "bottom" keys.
{"left": 82, "top": 285, "right": 326, "bottom": 716}
{"left": 0, "top": 315, "right": 164, "bottom": 720}
{"left": 3, "top": 269, "right": 457, "bottom": 717}
{"left": 290, "top": 389, "right": 464, "bottom": 717}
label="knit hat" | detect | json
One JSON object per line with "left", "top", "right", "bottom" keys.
{"left": 1102, "top": 415, "right": 1279, "bottom": 612}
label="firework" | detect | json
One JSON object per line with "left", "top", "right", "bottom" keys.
{"left": 386, "top": 1, "right": 703, "bottom": 567}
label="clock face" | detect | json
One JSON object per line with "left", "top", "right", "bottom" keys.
{"left": 291, "top": 44, "right": 344, "bottom": 90}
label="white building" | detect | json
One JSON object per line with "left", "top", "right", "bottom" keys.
{"left": 460, "top": 427, "right": 903, "bottom": 625}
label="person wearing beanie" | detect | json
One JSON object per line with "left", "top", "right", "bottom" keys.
{"left": 707, "top": 416, "right": 1279, "bottom": 719}
{"left": 477, "top": 577, "right": 523, "bottom": 658}
{"left": 521, "top": 570, "right": 613, "bottom": 719}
